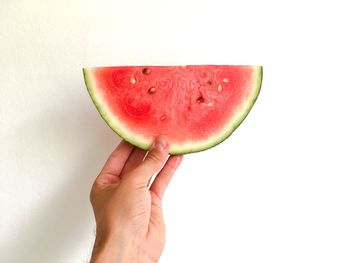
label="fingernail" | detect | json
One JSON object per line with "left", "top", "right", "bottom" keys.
{"left": 153, "top": 136, "right": 168, "bottom": 150}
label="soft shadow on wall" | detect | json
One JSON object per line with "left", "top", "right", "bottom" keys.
{"left": 3, "top": 95, "right": 121, "bottom": 263}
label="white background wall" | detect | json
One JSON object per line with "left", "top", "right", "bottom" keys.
{"left": 1, "top": 0, "right": 350, "bottom": 262}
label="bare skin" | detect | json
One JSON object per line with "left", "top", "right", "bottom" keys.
{"left": 90, "top": 136, "right": 183, "bottom": 263}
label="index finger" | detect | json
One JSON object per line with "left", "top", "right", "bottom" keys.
{"left": 100, "top": 140, "right": 134, "bottom": 177}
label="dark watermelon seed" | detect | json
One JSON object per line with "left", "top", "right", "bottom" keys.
{"left": 207, "top": 80, "right": 213, "bottom": 86}
{"left": 197, "top": 96, "right": 205, "bottom": 103}
{"left": 142, "top": 68, "right": 151, "bottom": 75}
{"left": 148, "top": 87, "right": 156, "bottom": 94}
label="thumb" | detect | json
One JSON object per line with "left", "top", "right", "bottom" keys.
{"left": 133, "top": 136, "right": 169, "bottom": 184}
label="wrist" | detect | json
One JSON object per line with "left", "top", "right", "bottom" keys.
{"left": 91, "top": 247, "right": 156, "bottom": 263}
{"left": 90, "top": 235, "right": 134, "bottom": 263}
{"left": 90, "top": 234, "right": 156, "bottom": 263}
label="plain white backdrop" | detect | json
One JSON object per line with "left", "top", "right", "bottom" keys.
{"left": 1, "top": 0, "right": 349, "bottom": 262}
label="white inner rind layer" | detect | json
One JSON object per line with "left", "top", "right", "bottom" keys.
{"left": 83, "top": 66, "right": 262, "bottom": 155}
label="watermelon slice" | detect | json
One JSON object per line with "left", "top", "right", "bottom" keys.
{"left": 83, "top": 65, "right": 262, "bottom": 154}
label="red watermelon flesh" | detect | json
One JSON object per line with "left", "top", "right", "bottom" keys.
{"left": 83, "top": 65, "right": 262, "bottom": 154}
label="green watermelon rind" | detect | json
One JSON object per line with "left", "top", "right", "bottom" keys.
{"left": 83, "top": 66, "right": 262, "bottom": 155}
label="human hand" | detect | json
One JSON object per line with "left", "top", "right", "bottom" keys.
{"left": 90, "top": 136, "right": 183, "bottom": 263}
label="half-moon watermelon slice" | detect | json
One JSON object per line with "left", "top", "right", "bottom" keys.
{"left": 83, "top": 65, "right": 262, "bottom": 154}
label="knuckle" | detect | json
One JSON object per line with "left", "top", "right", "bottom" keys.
{"left": 89, "top": 186, "right": 97, "bottom": 204}
{"left": 147, "top": 151, "right": 164, "bottom": 164}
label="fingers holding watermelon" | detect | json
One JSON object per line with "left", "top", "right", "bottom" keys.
{"left": 133, "top": 135, "right": 170, "bottom": 184}
{"left": 97, "top": 140, "right": 134, "bottom": 185}
{"left": 150, "top": 155, "right": 183, "bottom": 200}
{"left": 121, "top": 147, "right": 147, "bottom": 175}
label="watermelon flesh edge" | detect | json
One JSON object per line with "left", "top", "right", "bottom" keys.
{"left": 83, "top": 65, "right": 262, "bottom": 155}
